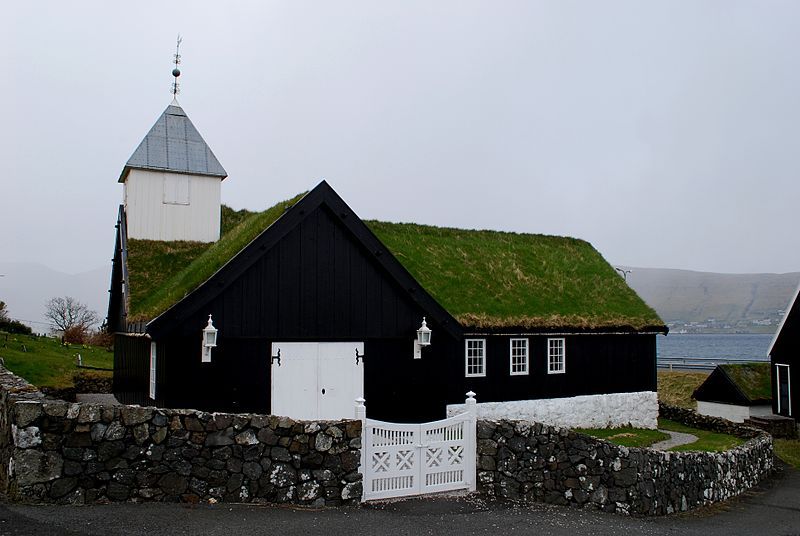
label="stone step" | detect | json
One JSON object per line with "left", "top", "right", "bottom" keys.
{"left": 744, "top": 415, "right": 797, "bottom": 439}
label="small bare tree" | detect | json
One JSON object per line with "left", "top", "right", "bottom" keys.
{"left": 44, "top": 296, "right": 99, "bottom": 337}
{"left": 0, "top": 300, "right": 8, "bottom": 323}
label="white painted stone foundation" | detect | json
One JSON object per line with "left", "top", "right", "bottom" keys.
{"left": 447, "top": 391, "right": 658, "bottom": 429}
{"left": 696, "top": 401, "right": 774, "bottom": 423}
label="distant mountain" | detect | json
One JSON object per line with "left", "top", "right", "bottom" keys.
{"left": 623, "top": 267, "right": 800, "bottom": 333}
{"left": 0, "top": 262, "right": 109, "bottom": 332}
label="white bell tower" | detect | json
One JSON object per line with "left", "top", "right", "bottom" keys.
{"left": 119, "top": 39, "right": 227, "bottom": 243}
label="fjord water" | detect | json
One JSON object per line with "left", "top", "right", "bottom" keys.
{"left": 657, "top": 333, "right": 773, "bottom": 362}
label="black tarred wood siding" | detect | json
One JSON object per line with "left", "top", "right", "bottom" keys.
{"left": 106, "top": 205, "right": 126, "bottom": 334}
{"left": 456, "top": 334, "right": 657, "bottom": 404}
{"left": 693, "top": 367, "right": 751, "bottom": 406}
{"left": 113, "top": 334, "right": 152, "bottom": 406}
{"left": 771, "top": 292, "right": 800, "bottom": 420}
{"left": 152, "top": 204, "right": 458, "bottom": 422}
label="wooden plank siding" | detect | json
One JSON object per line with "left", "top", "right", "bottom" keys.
{"left": 149, "top": 204, "right": 456, "bottom": 421}
{"left": 694, "top": 367, "right": 750, "bottom": 406}
{"left": 771, "top": 290, "right": 800, "bottom": 419}
{"left": 113, "top": 334, "right": 152, "bottom": 406}
{"left": 167, "top": 206, "right": 430, "bottom": 341}
{"left": 124, "top": 169, "right": 221, "bottom": 242}
{"left": 458, "top": 334, "right": 657, "bottom": 405}
{"left": 106, "top": 205, "right": 128, "bottom": 334}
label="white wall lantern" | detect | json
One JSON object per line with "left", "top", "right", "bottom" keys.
{"left": 413, "top": 317, "right": 432, "bottom": 359}
{"left": 201, "top": 314, "right": 218, "bottom": 363}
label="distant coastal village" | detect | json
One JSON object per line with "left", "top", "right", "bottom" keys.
{"left": 623, "top": 268, "right": 800, "bottom": 335}
{"left": 667, "top": 314, "right": 784, "bottom": 334}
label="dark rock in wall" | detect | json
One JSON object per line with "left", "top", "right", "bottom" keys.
{"left": 0, "top": 365, "right": 362, "bottom": 506}
{"left": 475, "top": 407, "right": 773, "bottom": 516}
{"left": 13, "top": 450, "right": 63, "bottom": 486}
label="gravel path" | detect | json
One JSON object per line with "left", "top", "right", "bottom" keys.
{"left": 651, "top": 429, "right": 698, "bottom": 450}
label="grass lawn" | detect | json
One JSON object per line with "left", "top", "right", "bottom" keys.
{"left": 576, "top": 426, "right": 669, "bottom": 448}
{"left": 774, "top": 439, "right": 800, "bottom": 469}
{"left": 658, "top": 369, "right": 800, "bottom": 467}
{"left": 657, "top": 370, "right": 709, "bottom": 409}
{"left": 577, "top": 419, "right": 744, "bottom": 452}
{"left": 658, "top": 418, "right": 745, "bottom": 452}
{"left": 0, "top": 332, "right": 112, "bottom": 390}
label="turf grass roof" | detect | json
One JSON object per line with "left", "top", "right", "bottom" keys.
{"left": 127, "top": 196, "right": 305, "bottom": 321}
{"left": 719, "top": 362, "right": 772, "bottom": 403}
{"left": 125, "top": 193, "right": 665, "bottom": 331}
{"left": 368, "top": 221, "right": 664, "bottom": 331}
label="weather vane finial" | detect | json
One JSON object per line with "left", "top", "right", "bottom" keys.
{"left": 171, "top": 35, "right": 183, "bottom": 99}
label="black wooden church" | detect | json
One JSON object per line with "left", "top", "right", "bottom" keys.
{"left": 109, "top": 100, "right": 667, "bottom": 425}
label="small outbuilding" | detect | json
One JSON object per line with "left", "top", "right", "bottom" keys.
{"left": 769, "top": 284, "right": 800, "bottom": 422}
{"left": 693, "top": 362, "right": 772, "bottom": 423}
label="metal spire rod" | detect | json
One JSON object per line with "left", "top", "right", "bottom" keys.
{"left": 171, "top": 35, "right": 183, "bottom": 97}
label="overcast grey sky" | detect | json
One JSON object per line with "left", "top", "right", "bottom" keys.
{"left": 2, "top": 1, "right": 799, "bottom": 275}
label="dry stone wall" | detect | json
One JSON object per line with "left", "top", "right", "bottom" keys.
{"left": 476, "top": 410, "right": 773, "bottom": 515}
{"left": 0, "top": 362, "right": 776, "bottom": 515}
{"left": 0, "top": 365, "right": 362, "bottom": 505}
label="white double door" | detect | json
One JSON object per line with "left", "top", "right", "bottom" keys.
{"left": 271, "top": 342, "right": 364, "bottom": 420}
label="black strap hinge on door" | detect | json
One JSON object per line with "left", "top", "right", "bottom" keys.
{"left": 271, "top": 348, "right": 281, "bottom": 366}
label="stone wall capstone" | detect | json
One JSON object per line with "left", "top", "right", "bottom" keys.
{"left": 476, "top": 409, "right": 773, "bottom": 515}
{"left": 0, "top": 365, "right": 362, "bottom": 505}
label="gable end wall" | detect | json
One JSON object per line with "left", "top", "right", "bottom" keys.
{"left": 124, "top": 169, "right": 221, "bottom": 242}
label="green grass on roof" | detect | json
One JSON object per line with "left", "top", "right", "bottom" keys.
{"left": 366, "top": 221, "right": 664, "bottom": 330}
{"left": 721, "top": 362, "right": 772, "bottom": 402}
{"left": 127, "top": 194, "right": 305, "bottom": 320}
{"left": 127, "top": 195, "right": 664, "bottom": 330}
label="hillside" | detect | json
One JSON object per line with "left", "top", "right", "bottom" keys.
{"left": 0, "top": 332, "right": 112, "bottom": 389}
{"left": 624, "top": 267, "right": 800, "bottom": 333}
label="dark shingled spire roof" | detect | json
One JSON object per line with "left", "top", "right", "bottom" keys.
{"left": 118, "top": 103, "right": 227, "bottom": 182}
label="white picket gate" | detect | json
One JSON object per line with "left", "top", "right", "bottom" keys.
{"left": 356, "top": 393, "right": 477, "bottom": 501}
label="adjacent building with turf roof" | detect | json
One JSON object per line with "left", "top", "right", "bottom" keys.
{"left": 692, "top": 363, "right": 772, "bottom": 423}
{"left": 108, "top": 101, "right": 667, "bottom": 427}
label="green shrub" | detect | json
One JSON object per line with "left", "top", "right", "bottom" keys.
{"left": 0, "top": 319, "right": 32, "bottom": 335}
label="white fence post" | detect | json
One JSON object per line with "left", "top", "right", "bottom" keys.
{"left": 355, "top": 396, "right": 366, "bottom": 422}
{"left": 465, "top": 391, "right": 477, "bottom": 492}
{"left": 355, "top": 397, "right": 367, "bottom": 502}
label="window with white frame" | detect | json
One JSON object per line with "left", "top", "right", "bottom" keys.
{"left": 149, "top": 342, "right": 157, "bottom": 399}
{"left": 548, "top": 338, "right": 565, "bottom": 374}
{"left": 465, "top": 339, "right": 486, "bottom": 377}
{"left": 509, "top": 338, "right": 528, "bottom": 375}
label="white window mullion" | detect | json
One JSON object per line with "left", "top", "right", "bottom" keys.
{"left": 465, "top": 339, "right": 486, "bottom": 377}
{"left": 777, "top": 363, "right": 791, "bottom": 416}
{"left": 547, "top": 338, "right": 565, "bottom": 374}
{"left": 510, "top": 338, "right": 528, "bottom": 375}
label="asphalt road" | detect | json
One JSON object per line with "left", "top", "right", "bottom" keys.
{"left": 1, "top": 464, "right": 798, "bottom": 536}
